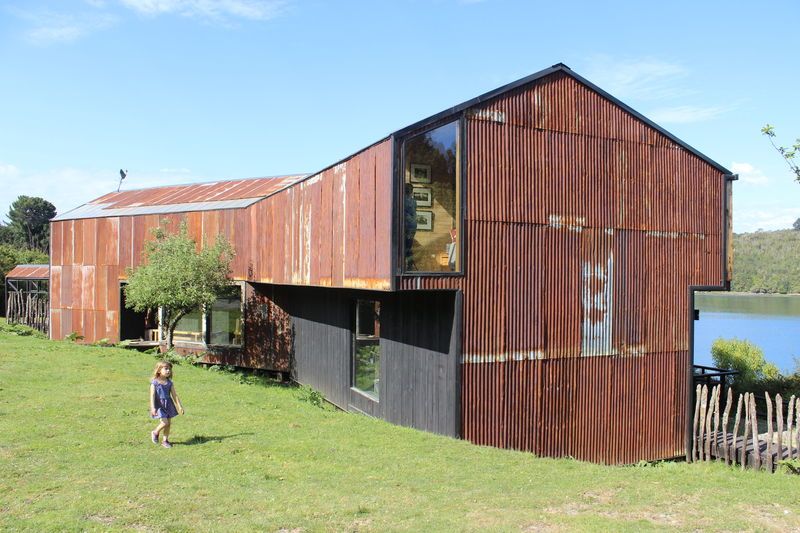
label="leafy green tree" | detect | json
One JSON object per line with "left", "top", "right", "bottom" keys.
{"left": 711, "top": 338, "right": 780, "bottom": 391}
{"left": 6, "top": 196, "right": 57, "bottom": 252}
{"left": 761, "top": 125, "right": 800, "bottom": 182}
{"left": 0, "top": 224, "right": 17, "bottom": 245}
{"left": 123, "top": 220, "right": 234, "bottom": 350}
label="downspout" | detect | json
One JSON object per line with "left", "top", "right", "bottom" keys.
{"left": 685, "top": 172, "right": 738, "bottom": 460}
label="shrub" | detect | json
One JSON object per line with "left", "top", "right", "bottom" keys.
{"left": 65, "top": 331, "right": 84, "bottom": 342}
{"left": 711, "top": 338, "right": 780, "bottom": 391}
{"left": 0, "top": 321, "right": 46, "bottom": 338}
{"left": 298, "top": 385, "right": 325, "bottom": 408}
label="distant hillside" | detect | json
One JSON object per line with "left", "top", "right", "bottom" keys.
{"left": 732, "top": 229, "right": 800, "bottom": 293}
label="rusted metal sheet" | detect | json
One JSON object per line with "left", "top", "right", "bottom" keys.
{"left": 85, "top": 175, "right": 306, "bottom": 209}
{"left": 5, "top": 264, "right": 49, "bottom": 279}
{"left": 49, "top": 140, "right": 394, "bottom": 343}
{"left": 401, "top": 72, "right": 727, "bottom": 463}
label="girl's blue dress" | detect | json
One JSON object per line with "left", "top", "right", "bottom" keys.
{"left": 151, "top": 379, "right": 179, "bottom": 419}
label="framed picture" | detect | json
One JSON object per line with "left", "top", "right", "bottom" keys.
{"left": 412, "top": 187, "right": 432, "bottom": 207}
{"left": 409, "top": 163, "right": 431, "bottom": 184}
{"left": 416, "top": 210, "right": 434, "bottom": 231}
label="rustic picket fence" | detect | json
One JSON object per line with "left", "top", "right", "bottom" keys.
{"left": 6, "top": 292, "right": 49, "bottom": 334}
{"left": 691, "top": 384, "right": 800, "bottom": 472}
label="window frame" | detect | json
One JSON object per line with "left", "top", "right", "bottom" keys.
{"left": 398, "top": 115, "right": 466, "bottom": 277}
{"left": 159, "top": 282, "right": 245, "bottom": 348}
{"left": 351, "top": 299, "right": 381, "bottom": 402}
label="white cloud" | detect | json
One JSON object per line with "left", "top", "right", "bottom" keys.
{"left": 646, "top": 105, "right": 727, "bottom": 124}
{"left": 582, "top": 55, "right": 691, "bottom": 101}
{"left": 21, "top": 10, "right": 116, "bottom": 45}
{"left": 730, "top": 162, "right": 769, "bottom": 186}
{"left": 0, "top": 164, "right": 21, "bottom": 179}
{"left": 119, "top": 0, "right": 288, "bottom": 21}
{"left": 734, "top": 207, "right": 800, "bottom": 233}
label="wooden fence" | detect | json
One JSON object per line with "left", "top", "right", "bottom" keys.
{"left": 691, "top": 384, "right": 799, "bottom": 472}
{"left": 6, "top": 292, "right": 49, "bottom": 334}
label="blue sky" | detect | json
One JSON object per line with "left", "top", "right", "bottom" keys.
{"left": 1, "top": 0, "right": 798, "bottom": 233}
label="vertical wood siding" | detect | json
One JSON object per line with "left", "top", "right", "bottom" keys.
{"left": 401, "top": 72, "right": 727, "bottom": 463}
{"left": 252, "top": 285, "right": 460, "bottom": 437}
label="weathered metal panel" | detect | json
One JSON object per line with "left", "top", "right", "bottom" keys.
{"left": 5, "top": 265, "right": 49, "bottom": 279}
{"left": 401, "top": 72, "right": 727, "bottom": 463}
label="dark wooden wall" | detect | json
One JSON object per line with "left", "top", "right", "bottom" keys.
{"left": 257, "top": 284, "right": 460, "bottom": 437}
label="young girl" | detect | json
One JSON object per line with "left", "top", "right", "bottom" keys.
{"left": 149, "top": 361, "right": 184, "bottom": 448}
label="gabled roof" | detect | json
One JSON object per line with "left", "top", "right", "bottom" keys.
{"left": 53, "top": 63, "right": 732, "bottom": 224}
{"left": 5, "top": 264, "right": 50, "bottom": 279}
{"left": 394, "top": 63, "right": 733, "bottom": 176}
{"left": 52, "top": 174, "right": 307, "bottom": 221}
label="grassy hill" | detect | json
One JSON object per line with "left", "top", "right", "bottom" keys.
{"left": 733, "top": 229, "right": 800, "bottom": 293}
{"left": 2, "top": 327, "right": 800, "bottom": 531}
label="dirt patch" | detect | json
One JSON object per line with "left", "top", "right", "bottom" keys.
{"left": 87, "top": 514, "right": 115, "bottom": 525}
{"left": 543, "top": 500, "right": 683, "bottom": 528}
{"left": 348, "top": 518, "right": 372, "bottom": 531}
{"left": 521, "top": 522, "right": 566, "bottom": 532}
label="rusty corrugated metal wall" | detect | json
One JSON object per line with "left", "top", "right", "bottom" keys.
{"left": 400, "top": 72, "right": 727, "bottom": 463}
{"left": 49, "top": 139, "right": 393, "bottom": 345}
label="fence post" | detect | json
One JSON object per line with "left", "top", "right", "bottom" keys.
{"left": 704, "top": 387, "right": 717, "bottom": 461}
{"left": 721, "top": 387, "right": 733, "bottom": 463}
{"left": 766, "top": 392, "right": 774, "bottom": 472}
{"left": 692, "top": 384, "right": 701, "bottom": 462}
{"left": 776, "top": 394, "right": 783, "bottom": 466}
{"left": 788, "top": 395, "right": 795, "bottom": 461}
{"left": 699, "top": 385, "right": 708, "bottom": 461}
{"left": 750, "top": 393, "right": 761, "bottom": 470}
{"left": 741, "top": 393, "right": 751, "bottom": 469}
{"left": 731, "top": 393, "right": 743, "bottom": 467}
{"left": 713, "top": 385, "right": 721, "bottom": 457}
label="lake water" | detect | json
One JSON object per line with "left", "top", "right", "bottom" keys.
{"left": 694, "top": 292, "right": 800, "bottom": 374}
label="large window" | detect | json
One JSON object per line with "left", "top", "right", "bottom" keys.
{"left": 166, "top": 284, "right": 243, "bottom": 346}
{"left": 209, "top": 285, "right": 243, "bottom": 346}
{"left": 172, "top": 308, "right": 204, "bottom": 343}
{"left": 402, "top": 119, "right": 461, "bottom": 273}
{"left": 353, "top": 300, "right": 381, "bottom": 400}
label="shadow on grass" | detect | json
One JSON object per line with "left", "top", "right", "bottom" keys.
{"left": 176, "top": 433, "right": 254, "bottom": 446}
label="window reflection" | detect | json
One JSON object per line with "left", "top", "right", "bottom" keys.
{"left": 210, "top": 285, "right": 243, "bottom": 346}
{"left": 353, "top": 300, "right": 380, "bottom": 400}
{"left": 403, "top": 120, "right": 460, "bottom": 272}
{"left": 172, "top": 308, "right": 203, "bottom": 343}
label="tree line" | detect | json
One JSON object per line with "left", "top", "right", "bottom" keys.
{"left": 731, "top": 228, "right": 800, "bottom": 294}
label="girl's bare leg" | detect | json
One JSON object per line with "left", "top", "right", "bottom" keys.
{"left": 162, "top": 419, "right": 171, "bottom": 441}
{"left": 153, "top": 418, "right": 168, "bottom": 440}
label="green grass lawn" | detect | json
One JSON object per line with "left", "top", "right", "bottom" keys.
{"left": 2, "top": 327, "right": 800, "bottom": 532}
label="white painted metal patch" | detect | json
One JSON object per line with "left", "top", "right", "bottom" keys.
{"left": 581, "top": 253, "right": 615, "bottom": 357}
{"left": 548, "top": 214, "right": 585, "bottom": 232}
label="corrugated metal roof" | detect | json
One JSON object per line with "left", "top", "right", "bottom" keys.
{"left": 53, "top": 174, "right": 307, "bottom": 221}
{"left": 5, "top": 264, "right": 50, "bottom": 279}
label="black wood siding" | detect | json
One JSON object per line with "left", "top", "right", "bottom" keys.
{"left": 255, "top": 284, "right": 460, "bottom": 437}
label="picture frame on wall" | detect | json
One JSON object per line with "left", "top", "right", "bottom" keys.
{"left": 416, "top": 210, "right": 434, "bottom": 231}
{"left": 412, "top": 187, "right": 432, "bottom": 207}
{"left": 409, "top": 163, "right": 431, "bottom": 184}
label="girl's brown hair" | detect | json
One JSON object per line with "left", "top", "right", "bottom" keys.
{"left": 152, "top": 361, "right": 173, "bottom": 380}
